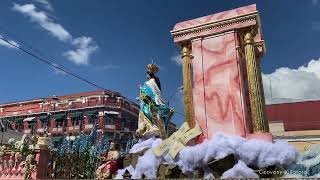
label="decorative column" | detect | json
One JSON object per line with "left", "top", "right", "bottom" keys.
{"left": 30, "top": 137, "right": 51, "bottom": 179}
{"left": 181, "top": 43, "right": 195, "bottom": 128}
{"left": 243, "top": 29, "right": 269, "bottom": 133}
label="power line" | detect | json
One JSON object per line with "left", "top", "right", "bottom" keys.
{"left": 0, "top": 24, "right": 73, "bottom": 73}
{"left": 0, "top": 32, "right": 186, "bottom": 117}
{"left": 0, "top": 36, "right": 108, "bottom": 91}
{"left": 0, "top": 27, "right": 141, "bottom": 103}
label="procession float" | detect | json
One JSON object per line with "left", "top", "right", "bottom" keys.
{"left": 114, "top": 4, "right": 320, "bottom": 179}
{"left": 1, "top": 4, "right": 320, "bottom": 180}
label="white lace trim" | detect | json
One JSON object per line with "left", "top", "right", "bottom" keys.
{"left": 145, "top": 79, "right": 166, "bottom": 106}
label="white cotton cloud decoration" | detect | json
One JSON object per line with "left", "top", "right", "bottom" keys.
{"left": 116, "top": 133, "right": 298, "bottom": 179}
{"left": 177, "top": 140, "right": 209, "bottom": 173}
{"left": 129, "top": 136, "right": 160, "bottom": 154}
{"left": 236, "top": 139, "right": 298, "bottom": 168}
{"left": 132, "top": 148, "right": 162, "bottom": 179}
{"left": 221, "top": 160, "right": 259, "bottom": 179}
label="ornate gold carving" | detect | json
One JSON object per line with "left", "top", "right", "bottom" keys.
{"left": 243, "top": 28, "right": 269, "bottom": 133}
{"left": 181, "top": 44, "right": 195, "bottom": 128}
{"left": 171, "top": 12, "right": 259, "bottom": 42}
{"left": 244, "top": 28, "right": 256, "bottom": 44}
{"left": 254, "top": 40, "right": 266, "bottom": 54}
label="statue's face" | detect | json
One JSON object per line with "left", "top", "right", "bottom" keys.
{"left": 110, "top": 142, "right": 115, "bottom": 150}
{"left": 147, "top": 74, "right": 151, "bottom": 80}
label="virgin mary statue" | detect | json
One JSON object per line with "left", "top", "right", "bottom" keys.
{"left": 136, "top": 63, "right": 174, "bottom": 138}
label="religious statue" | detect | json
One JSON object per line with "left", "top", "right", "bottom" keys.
{"left": 136, "top": 63, "right": 174, "bottom": 138}
{"left": 96, "top": 142, "right": 120, "bottom": 179}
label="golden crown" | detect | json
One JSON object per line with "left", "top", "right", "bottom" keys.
{"left": 147, "top": 63, "right": 159, "bottom": 74}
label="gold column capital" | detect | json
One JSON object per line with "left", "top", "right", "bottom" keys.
{"left": 243, "top": 28, "right": 257, "bottom": 45}
{"left": 181, "top": 44, "right": 192, "bottom": 58}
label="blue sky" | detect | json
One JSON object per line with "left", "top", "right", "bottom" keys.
{"left": 0, "top": 0, "right": 320, "bottom": 126}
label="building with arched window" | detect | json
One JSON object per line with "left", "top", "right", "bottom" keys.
{"left": 0, "top": 90, "right": 140, "bottom": 148}
{"left": 0, "top": 90, "right": 178, "bottom": 149}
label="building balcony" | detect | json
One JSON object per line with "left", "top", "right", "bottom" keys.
{"left": 48, "top": 113, "right": 66, "bottom": 135}
{"left": 66, "top": 125, "right": 81, "bottom": 133}
{"left": 50, "top": 126, "right": 64, "bottom": 135}
{"left": 104, "top": 124, "right": 116, "bottom": 131}
{"left": 36, "top": 128, "right": 45, "bottom": 133}
{"left": 66, "top": 112, "right": 82, "bottom": 134}
{"left": 23, "top": 129, "right": 32, "bottom": 134}
{"left": 82, "top": 110, "right": 98, "bottom": 132}
{"left": 83, "top": 124, "right": 94, "bottom": 132}
{"left": 105, "top": 124, "right": 116, "bottom": 129}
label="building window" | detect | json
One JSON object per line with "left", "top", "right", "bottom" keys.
{"left": 84, "top": 110, "right": 98, "bottom": 124}
{"left": 39, "top": 115, "right": 49, "bottom": 128}
{"left": 69, "top": 112, "right": 82, "bottom": 126}
{"left": 56, "top": 120, "right": 64, "bottom": 128}
{"left": 105, "top": 114, "right": 116, "bottom": 124}
{"left": 13, "top": 118, "right": 23, "bottom": 132}
{"left": 28, "top": 122, "right": 35, "bottom": 134}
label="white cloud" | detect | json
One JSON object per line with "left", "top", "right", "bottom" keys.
{"left": 12, "top": 3, "right": 71, "bottom": 41}
{"left": 312, "top": 0, "right": 319, "bottom": 6}
{"left": 13, "top": 3, "right": 99, "bottom": 65}
{"left": 33, "top": 0, "right": 53, "bottom": 11}
{"left": 170, "top": 53, "right": 320, "bottom": 106}
{"left": 0, "top": 35, "right": 19, "bottom": 49}
{"left": 63, "top": 36, "right": 98, "bottom": 65}
{"left": 263, "top": 58, "right": 320, "bottom": 104}
{"left": 171, "top": 54, "right": 182, "bottom": 65}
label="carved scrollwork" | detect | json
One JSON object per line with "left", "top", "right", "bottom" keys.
{"left": 172, "top": 13, "right": 258, "bottom": 42}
